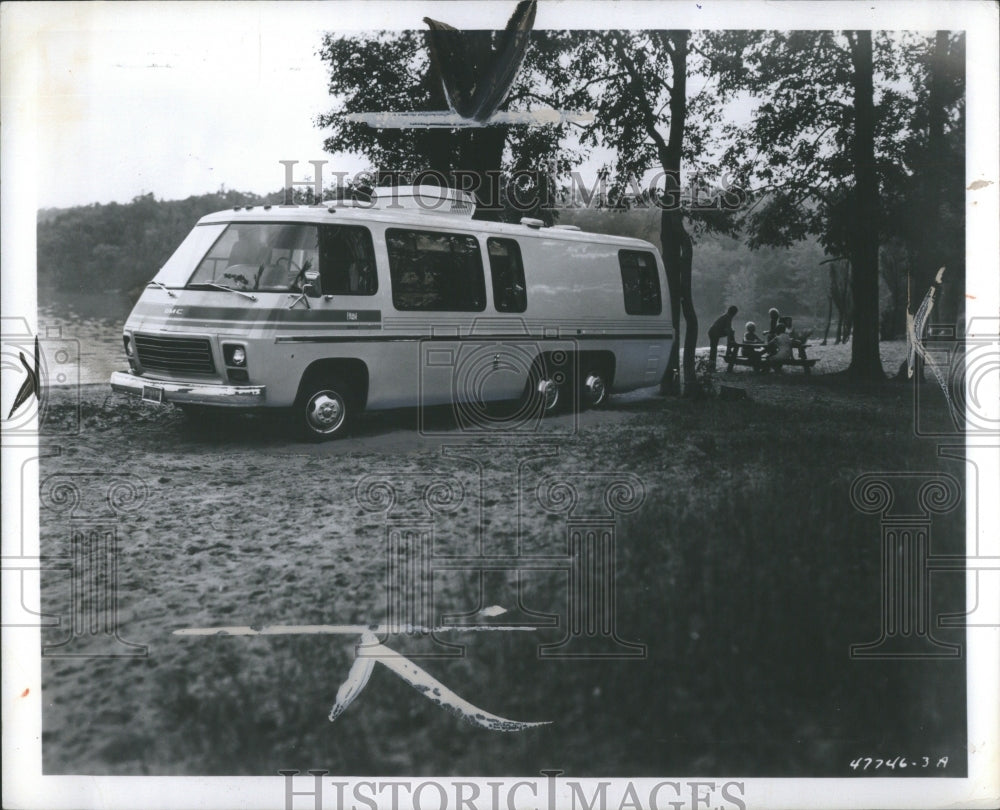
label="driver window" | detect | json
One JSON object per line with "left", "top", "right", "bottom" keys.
{"left": 189, "top": 223, "right": 320, "bottom": 292}
{"left": 318, "top": 225, "right": 377, "bottom": 296}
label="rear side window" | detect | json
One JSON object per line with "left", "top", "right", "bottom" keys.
{"left": 619, "top": 250, "right": 662, "bottom": 315}
{"left": 386, "top": 228, "right": 486, "bottom": 312}
{"left": 487, "top": 238, "right": 527, "bottom": 313}
{"left": 318, "top": 225, "right": 377, "bottom": 295}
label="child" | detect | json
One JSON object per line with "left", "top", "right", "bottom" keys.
{"left": 740, "top": 320, "right": 763, "bottom": 364}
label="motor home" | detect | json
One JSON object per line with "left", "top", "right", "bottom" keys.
{"left": 111, "top": 186, "right": 674, "bottom": 439}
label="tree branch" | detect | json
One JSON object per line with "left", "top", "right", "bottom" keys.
{"left": 614, "top": 43, "right": 672, "bottom": 170}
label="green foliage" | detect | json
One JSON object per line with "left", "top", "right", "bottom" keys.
{"left": 316, "top": 29, "right": 583, "bottom": 222}
{"left": 701, "top": 30, "right": 965, "bottom": 378}
{"left": 36, "top": 189, "right": 302, "bottom": 307}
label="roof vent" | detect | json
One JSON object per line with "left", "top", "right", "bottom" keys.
{"left": 356, "top": 185, "right": 477, "bottom": 217}
{"left": 520, "top": 217, "right": 545, "bottom": 229}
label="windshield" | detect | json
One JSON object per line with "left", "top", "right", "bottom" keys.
{"left": 152, "top": 224, "right": 226, "bottom": 287}
{"left": 186, "top": 223, "right": 320, "bottom": 293}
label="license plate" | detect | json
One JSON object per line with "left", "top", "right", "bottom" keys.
{"left": 141, "top": 385, "right": 164, "bottom": 404}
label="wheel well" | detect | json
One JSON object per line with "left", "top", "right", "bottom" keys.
{"left": 578, "top": 350, "right": 616, "bottom": 388}
{"left": 528, "top": 349, "right": 616, "bottom": 388}
{"left": 296, "top": 359, "right": 369, "bottom": 408}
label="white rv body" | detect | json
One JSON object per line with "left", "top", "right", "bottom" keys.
{"left": 111, "top": 187, "right": 674, "bottom": 438}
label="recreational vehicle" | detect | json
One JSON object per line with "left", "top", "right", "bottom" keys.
{"left": 110, "top": 186, "right": 674, "bottom": 439}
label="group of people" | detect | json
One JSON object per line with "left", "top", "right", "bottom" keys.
{"left": 707, "top": 306, "right": 808, "bottom": 371}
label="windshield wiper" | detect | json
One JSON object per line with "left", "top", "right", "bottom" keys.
{"left": 147, "top": 280, "right": 177, "bottom": 298}
{"left": 187, "top": 282, "right": 257, "bottom": 301}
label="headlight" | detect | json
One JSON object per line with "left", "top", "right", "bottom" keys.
{"left": 224, "top": 344, "right": 246, "bottom": 367}
{"left": 123, "top": 335, "right": 133, "bottom": 357}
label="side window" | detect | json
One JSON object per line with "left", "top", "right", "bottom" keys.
{"left": 487, "top": 238, "right": 527, "bottom": 313}
{"left": 619, "top": 250, "right": 662, "bottom": 315}
{"left": 386, "top": 228, "right": 486, "bottom": 312}
{"left": 318, "top": 225, "right": 377, "bottom": 295}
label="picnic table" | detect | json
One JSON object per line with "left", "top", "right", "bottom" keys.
{"left": 724, "top": 342, "right": 818, "bottom": 374}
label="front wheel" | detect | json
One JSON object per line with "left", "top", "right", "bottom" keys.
{"left": 298, "top": 381, "right": 353, "bottom": 440}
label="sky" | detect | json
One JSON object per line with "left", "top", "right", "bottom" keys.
{"left": 20, "top": 1, "right": 634, "bottom": 211}
{"left": 29, "top": 3, "right": 361, "bottom": 209}
{"left": 5, "top": 0, "right": 994, "bottom": 212}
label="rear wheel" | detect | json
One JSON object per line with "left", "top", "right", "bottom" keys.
{"left": 298, "top": 380, "right": 354, "bottom": 440}
{"left": 580, "top": 370, "right": 609, "bottom": 408}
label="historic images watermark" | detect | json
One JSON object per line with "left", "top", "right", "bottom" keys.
{"left": 279, "top": 770, "right": 747, "bottom": 810}
{"left": 35, "top": 472, "right": 151, "bottom": 658}
{"left": 848, "top": 472, "right": 963, "bottom": 660}
{"left": 2, "top": 317, "right": 101, "bottom": 646}
{"left": 278, "top": 161, "right": 748, "bottom": 214}
{"left": 1, "top": 316, "right": 81, "bottom": 441}
{"left": 910, "top": 316, "right": 1000, "bottom": 438}
{"left": 354, "top": 459, "right": 647, "bottom": 660}
{"left": 845, "top": 311, "right": 1000, "bottom": 659}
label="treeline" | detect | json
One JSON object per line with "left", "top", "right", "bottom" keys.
{"left": 37, "top": 190, "right": 839, "bottom": 333}
{"left": 37, "top": 189, "right": 281, "bottom": 303}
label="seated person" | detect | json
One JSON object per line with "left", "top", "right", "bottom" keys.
{"left": 228, "top": 227, "right": 265, "bottom": 268}
{"left": 765, "top": 308, "right": 780, "bottom": 340}
{"left": 780, "top": 315, "right": 811, "bottom": 359}
{"left": 742, "top": 321, "right": 763, "bottom": 353}
{"left": 761, "top": 324, "right": 801, "bottom": 370}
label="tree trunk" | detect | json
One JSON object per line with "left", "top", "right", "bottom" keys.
{"left": 660, "top": 208, "right": 682, "bottom": 394}
{"left": 458, "top": 128, "right": 507, "bottom": 221}
{"left": 896, "top": 30, "right": 949, "bottom": 382}
{"left": 846, "top": 30, "right": 884, "bottom": 380}
{"left": 656, "top": 31, "right": 697, "bottom": 395}
{"left": 821, "top": 287, "right": 833, "bottom": 345}
{"left": 676, "top": 214, "right": 698, "bottom": 389}
{"left": 915, "top": 31, "right": 948, "bottom": 304}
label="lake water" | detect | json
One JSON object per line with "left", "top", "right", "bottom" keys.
{"left": 38, "top": 290, "right": 135, "bottom": 386}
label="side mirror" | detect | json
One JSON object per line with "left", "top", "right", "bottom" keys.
{"left": 302, "top": 268, "right": 321, "bottom": 298}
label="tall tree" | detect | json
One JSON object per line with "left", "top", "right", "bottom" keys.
{"left": 845, "top": 30, "right": 882, "bottom": 378}
{"left": 704, "top": 30, "right": 926, "bottom": 380}
{"left": 882, "top": 30, "right": 965, "bottom": 377}
{"left": 316, "top": 29, "right": 581, "bottom": 221}
{"left": 556, "top": 31, "right": 732, "bottom": 394}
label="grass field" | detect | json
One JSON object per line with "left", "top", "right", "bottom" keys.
{"left": 38, "top": 340, "right": 968, "bottom": 777}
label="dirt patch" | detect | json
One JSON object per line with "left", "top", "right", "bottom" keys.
{"left": 37, "top": 340, "right": 966, "bottom": 776}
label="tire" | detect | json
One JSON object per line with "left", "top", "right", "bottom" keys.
{"left": 521, "top": 372, "right": 563, "bottom": 418}
{"left": 580, "top": 369, "right": 609, "bottom": 408}
{"left": 297, "top": 379, "right": 354, "bottom": 440}
{"left": 536, "top": 376, "right": 563, "bottom": 414}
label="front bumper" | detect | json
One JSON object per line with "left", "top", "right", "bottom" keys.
{"left": 110, "top": 371, "right": 265, "bottom": 407}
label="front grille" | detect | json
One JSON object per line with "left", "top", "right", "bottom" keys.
{"left": 135, "top": 334, "right": 216, "bottom": 375}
